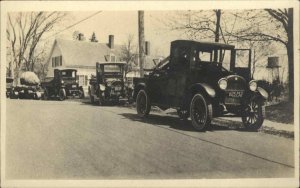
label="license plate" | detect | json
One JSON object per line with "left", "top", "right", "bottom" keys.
{"left": 228, "top": 91, "right": 243, "bottom": 98}
{"left": 72, "top": 85, "right": 77, "bottom": 88}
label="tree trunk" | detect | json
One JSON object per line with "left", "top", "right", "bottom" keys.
{"left": 138, "top": 10, "right": 145, "bottom": 78}
{"left": 287, "top": 8, "right": 294, "bottom": 103}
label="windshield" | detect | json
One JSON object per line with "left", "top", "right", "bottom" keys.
{"left": 61, "top": 70, "right": 76, "bottom": 78}
{"left": 192, "top": 48, "right": 231, "bottom": 72}
{"left": 103, "top": 64, "right": 122, "bottom": 73}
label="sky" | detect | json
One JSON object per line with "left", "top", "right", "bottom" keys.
{"left": 50, "top": 11, "right": 184, "bottom": 57}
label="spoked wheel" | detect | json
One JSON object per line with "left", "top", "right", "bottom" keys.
{"left": 43, "top": 88, "right": 49, "bottom": 100}
{"left": 242, "top": 99, "right": 265, "bottom": 130}
{"left": 190, "top": 93, "right": 212, "bottom": 131}
{"left": 90, "top": 95, "right": 95, "bottom": 104}
{"left": 79, "top": 89, "right": 84, "bottom": 99}
{"left": 58, "top": 88, "right": 66, "bottom": 101}
{"left": 136, "top": 89, "right": 151, "bottom": 117}
{"left": 98, "top": 95, "right": 104, "bottom": 106}
{"left": 177, "top": 108, "right": 189, "bottom": 120}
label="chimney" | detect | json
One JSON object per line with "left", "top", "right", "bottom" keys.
{"left": 109, "top": 35, "right": 114, "bottom": 49}
{"left": 145, "top": 41, "right": 150, "bottom": 56}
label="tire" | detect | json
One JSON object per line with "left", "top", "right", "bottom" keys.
{"left": 58, "top": 88, "right": 66, "bottom": 101}
{"left": 190, "top": 93, "right": 213, "bottom": 131}
{"left": 136, "top": 89, "right": 151, "bottom": 117}
{"left": 242, "top": 99, "right": 265, "bottom": 130}
{"left": 98, "top": 97, "right": 103, "bottom": 106}
{"left": 79, "top": 89, "right": 84, "bottom": 99}
{"left": 177, "top": 108, "right": 189, "bottom": 120}
{"left": 43, "top": 88, "right": 49, "bottom": 100}
{"left": 90, "top": 95, "right": 95, "bottom": 104}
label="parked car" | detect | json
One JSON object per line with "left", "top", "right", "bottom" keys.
{"left": 133, "top": 40, "right": 268, "bottom": 131}
{"left": 9, "top": 72, "right": 44, "bottom": 100}
{"left": 88, "top": 62, "right": 127, "bottom": 105}
{"left": 6, "top": 77, "right": 14, "bottom": 98}
{"left": 41, "top": 69, "right": 84, "bottom": 101}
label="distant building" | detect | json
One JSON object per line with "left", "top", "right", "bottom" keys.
{"left": 126, "top": 41, "right": 164, "bottom": 78}
{"left": 46, "top": 35, "right": 122, "bottom": 92}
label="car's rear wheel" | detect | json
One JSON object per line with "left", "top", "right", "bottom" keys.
{"left": 58, "top": 88, "right": 66, "bottom": 101}
{"left": 242, "top": 99, "right": 265, "bottom": 130}
{"left": 136, "top": 89, "right": 151, "bottom": 117}
{"left": 190, "top": 93, "right": 212, "bottom": 131}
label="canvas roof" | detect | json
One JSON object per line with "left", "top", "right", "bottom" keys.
{"left": 52, "top": 39, "right": 123, "bottom": 67}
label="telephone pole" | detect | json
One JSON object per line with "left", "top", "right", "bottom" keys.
{"left": 138, "top": 10, "right": 145, "bottom": 77}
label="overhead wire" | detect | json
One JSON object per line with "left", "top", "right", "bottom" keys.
{"left": 41, "top": 11, "right": 102, "bottom": 41}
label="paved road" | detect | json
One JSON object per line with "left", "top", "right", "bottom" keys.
{"left": 5, "top": 99, "right": 294, "bottom": 179}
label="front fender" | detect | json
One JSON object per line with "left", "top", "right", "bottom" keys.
{"left": 189, "top": 83, "right": 216, "bottom": 98}
{"left": 257, "top": 87, "right": 268, "bottom": 100}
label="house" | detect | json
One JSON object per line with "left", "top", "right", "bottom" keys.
{"left": 46, "top": 35, "right": 123, "bottom": 93}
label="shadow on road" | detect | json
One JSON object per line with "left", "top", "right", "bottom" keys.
{"left": 119, "top": 112, "right": 254, "bottom": 133}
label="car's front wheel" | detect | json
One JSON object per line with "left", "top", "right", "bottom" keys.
{"left": 136, "top": 89, "right": 151, "bottom": 117}
{"left": 242, "top": 99, "right": 265, "bottom": 130}
{"left": 190, "top": 93, "right": 213, "bottom": 131}
{"left": 58, "top": 88, "right": 66, "bottom": 101}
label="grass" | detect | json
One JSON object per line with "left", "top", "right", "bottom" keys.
{"left": 265, "top": 101, "right": 294, "bottom": 124}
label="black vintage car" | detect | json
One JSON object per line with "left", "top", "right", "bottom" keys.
{"left": 41, "top": 69, "right": 84, "bottom": 101}
{"left": 88, "top": 62, "right": 127, "bottom": 105}
{"left": 6, "top": 77, "right": 14, "bottom": 98}
{"left": 133, "top": 40, "right": 268, "bottom": 131}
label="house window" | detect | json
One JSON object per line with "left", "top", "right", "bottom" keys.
{"left": 84, "top": 75, "right": 88, "bottom": 86}
{"left": 52, "top": 55, "right": 62, "bottom": 67}
{"left": 110, "top": 54, "right": 116, "bottom": 62}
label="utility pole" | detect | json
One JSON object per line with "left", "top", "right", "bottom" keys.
{"left": 214, "top": 9, "right": 221, "bottom": 62}
{"left": 138, "top": 10, "right": 145, "bottom": 77}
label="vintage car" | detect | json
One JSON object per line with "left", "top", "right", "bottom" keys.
{"left": 133, "top": 40, "right": 268, "bottom": 131}
{"left": 41, "top": 69, "right": 84, "bottom": 101}
{"left": 6, "top": 77, "right": 14, "bottom": 98}
{"left": 88, "top": 62, "right": 127, "bottom": 105}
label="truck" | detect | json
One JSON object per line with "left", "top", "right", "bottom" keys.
{"left": 133, "top": 40, "right": 268, "bottom": 131}
{"left": 41, "top": 69, "right": 84, "bottom": 101}
{"left": 88, "top": 62, "right": 127, "bottom": 105}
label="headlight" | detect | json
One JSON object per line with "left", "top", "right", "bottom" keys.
{"left": 99, "top": 84, "right": 106, "bottom": 91}
{"left": 61, "top": 80, "right": 64, "bottom": 84}
{"left": 249, "top": 80, "right": 257, "bottom": 91}
{"left": 218, "top": 78, "right": 227, "bottom": 90}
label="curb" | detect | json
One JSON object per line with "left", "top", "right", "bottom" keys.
{"left": 214, "top": 118, "right": 294, "bottom": 139}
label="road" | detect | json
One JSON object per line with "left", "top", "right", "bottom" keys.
{"left": 5, "top": 99, "right": 294, "bottom": 179}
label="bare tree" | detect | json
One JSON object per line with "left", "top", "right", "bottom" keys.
{"left": 120, "top": 35, "right": 138, "bottom": 76}
{"left": 73, "top": 30, "right": 86, "bottom": 41}
{"left": 7, "top": 11, "right": 66, "bottom": 82}
{"left": 230, "top": 9, "right": 294, "bottom": 102}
